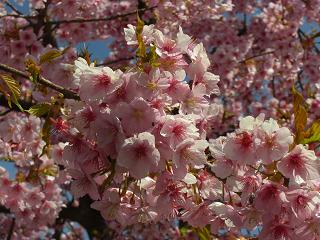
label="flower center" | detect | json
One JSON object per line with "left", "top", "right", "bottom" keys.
{"left": 134, "top": 144, "right": 147, "bottom": 159}
{"left": 82, "top": 108, "right": 96, "bottom": 125}
{"left": 237, "top": 132, "right": 253, "bottom": 149}
{"left": 288, "top": 154, "right": 304, "bottom": 170}
{"left": 172, "top": 124, "right": 185, "bottom": 137}
{"left": 146, "top": 81, "right": 158, "bottom": 90}
{"left": 296, "top": 195, "right": 308, "bottom": 206}
{"left": 133, "top": 109, "right": 144, "bottom": 120}
{"left": 273, "top": 225, "right": 288, "bottom": 239}
{"left": 96, "top": 74, "right": 111, "bottom": 87}
{"left": 162, "top": 41, "right": 175, "bottom": 52}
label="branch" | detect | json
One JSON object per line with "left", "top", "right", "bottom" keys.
{"left": 0, "top": 109, "right": 11, "bottom": 116}
{"left": 49, "top": 6, "right": 157, "bottom": 25}
{"left": 0, "top": 63, "right": 80, "bottom": 100}
{"left": 239, "top": 50, "right": 275, "bottom": 63}
{"left": 6, "top": 217, "right": 15, "bottom": 240}
{"left": 96, "top": 56, "right": 134, "bottom": 66}
{"left": 4, "top": 1, "right": 23, "bottom": 15}
{"left": 298, "top": 28, "right": 320, "bottom": 54}
{"left": 271, "top": 76, "right": 276, "bottom": 98}
{"left": 57, "top": 196, "right": 107, "bottom": 239}
{"left": 0, "top": 94, "right": 33, "bottom": 112}
{"left": 0, "top": 14, "right": 36, "bottom": 19}
{"left": 0, "top": 205, "right": 10, "bottom": 214}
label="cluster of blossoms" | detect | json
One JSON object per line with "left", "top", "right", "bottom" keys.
{"left": 0, "top": 167, "right": 64, "bottom": 239}
{"left": 116, "top": 0, "right": 320, "bottom": 136}
{"left": 0, "top": 112, "right": 44, "bottom": 166}
{"left": 0, "top": 0, "right": 320, "bottom": 239}
{"left": 50, "top": 25, "right": 320, "bottom": 239}
{"left": 1, "top": 0, "right": 320, "bottom": 133}
{"left": 0, "top": 112, "right": 65, "bottom": 239}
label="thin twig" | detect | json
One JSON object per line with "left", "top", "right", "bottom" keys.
{"left": 0, "top": 14, "right": 36, "bottom": 19}
{"left": 4, "top": 1, "right": 23, "bottom": 15}
{"left": 298, "top": 28, "right": 320, "bottom": 54}
{"left": 0, "top": 109, "right": 12, "bottom": 116}
{"left": 0, "top": 94, "right": 33, "bottom": 111}
{"left": 297, "top": 70, "right": 304, "bottom": 91}
{"left": 271, "top": 76, "right": 276, "bottom": 97}
{"left": 239, "top": 50, "right": 275, "bottom": 63}
{"left": 49, "top": 6, "right": 157, "bottom": 25}
{"left": 6, "top": 217, "right": 15, "bottom": 240}
{"left": 0, "top": 63, "right": 80, "bottom": 100}
{"left": 96, "top": 56, "right": 134, "bottom": 66}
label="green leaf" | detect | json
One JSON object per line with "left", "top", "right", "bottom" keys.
{"left": 77, "top": 45, "right": 92, "bottom": 65}
{"left": 193, "top": 227, "right": 211, "bottom": 240}
{"left": 179, "top": 226, "right": 189, "bottom": 237}
{"left": 25, "top": 58, "right": 41, "bottom": 83}
{"left": 302, "top": 120, "right": 320, "bottom": 144}
{"left": 148, "top": 44, "right": 160, "bottom": 67}
{"left": 26, "top": 103, "right": 51, "bottom": 117}
{"left": 40, "top": 165, "right": 58, "bottom": 177}
{"left": 136, "top": 14, "right": 147, "bottom": 66}
{"left": 40, "top": 116, "right": 52, "bottom": 157}
{"left": 0, "top": 74, "right": 24, "bottom": 111}
{"left": 292, "top": 85, "right": 307, "bottom": 143}
{"left": 39, "top": 49, "right": 62, "bottom": 64}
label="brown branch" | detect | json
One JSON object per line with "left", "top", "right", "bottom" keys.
{"left": 0, "top": 14, "right": 36, "bottom": 19}
{"left": 96, "top": 56, "right": 134, "bottom": 66}
{"left": 49, "top": 6, "right": 157, "bottom": 25}
{"left": 0, "top": 94, "right": 33, "bottom": 111}
{"left": 0, "top": 109, "right": 11, "bottom": 116}
{"left": 298, "top": 28, "right": 320, "bottom": 54}
{"left": 271, "top": 76, "right": 276, "bottom": 98}
{"left": 239, "top": 50, "right": 275, "bottom": 63}
{"left": 0, "top": 63, "right": 80, "bottom": 100}
{"left": 57, "top": 196, "right": 107, "bottom": 239}
{"left": 6, "top": 217, "right": 15, "bottom": 240}
{"left": 4, "top": 1, "right": 23, "bottom": 15}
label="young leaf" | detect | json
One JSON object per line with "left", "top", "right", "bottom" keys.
{"left": 194, "top": 227, "right": 211, "bottom": 240}
{"left": 39, "top": 49, "right": 63, "bottom": 64}
{"left": 41, "top": 115, "right": 52, "bottom": 156}
{"left": 292, "top": 85, "right": 307, "bottom": 143}
{"left": 40, "top": 165, "right": 58, "bottom": 177}
{"left": 302, "top": 120, "right": 320, "bottom": 144}
{"left": 26, "top": 103, "right": 51, "bottom": 117}
{"left": 25, "top": 58, "right": 41, "bottom": 83}
{"left": 77, "top": 45, "right": 92, "bottom": 65}
{"left": 0, "top": 74, "right": 24, "bottom": 111}
{"left": 136, "top": 14, "right": 147, "bottom": 65}
{"left": 148, "top": 44, "right": 160, "bottom": 67}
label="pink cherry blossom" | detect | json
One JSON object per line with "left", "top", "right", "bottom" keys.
{"left": 160, "top": 116, "right": 199, "bottom": 148}
{"left": 117, "top": 132, "right": 160, "bottom": 179}
{"left": 115, "top": 97, "right": 156, "bottom": 135}
{"left": 256, "top": 119, "right": 293, "bottom": 164}
{"left": 277, "top": 144, "right": 320, "bottom": 184}
{"left": 76, "top": 59, "right": 123, "bottom": 102}
{"left": 254, "top": 181, "right": 288, "bottom": 214}
{"left": 224, "top": 131, "right": 257, "bottom": 165}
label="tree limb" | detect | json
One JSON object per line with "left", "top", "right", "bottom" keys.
{"left": 6, "top": 217, "right": 15, "bottom": 240}
{"left": 4, "top": 1, "right": 23, "bottom": 15}
{"left": 0, "top": 94, "right": 33, "bottom": 111}
{"left": 49, "top": 6, "right": 157, "bottom": 25}
{"left": 0, "top": 14, "right": 36, "bottom": 19}
{"left": 0, "top": 63, "right": 80, "bottom": 100}
{"left": 57, "top": 196, "right": 107, "bottom": 239}
{"left": 239, "top": 50, "right": 275, "bottom": 64}
{"left": 96, "top": 56, "right": 134, "bottom": 66}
